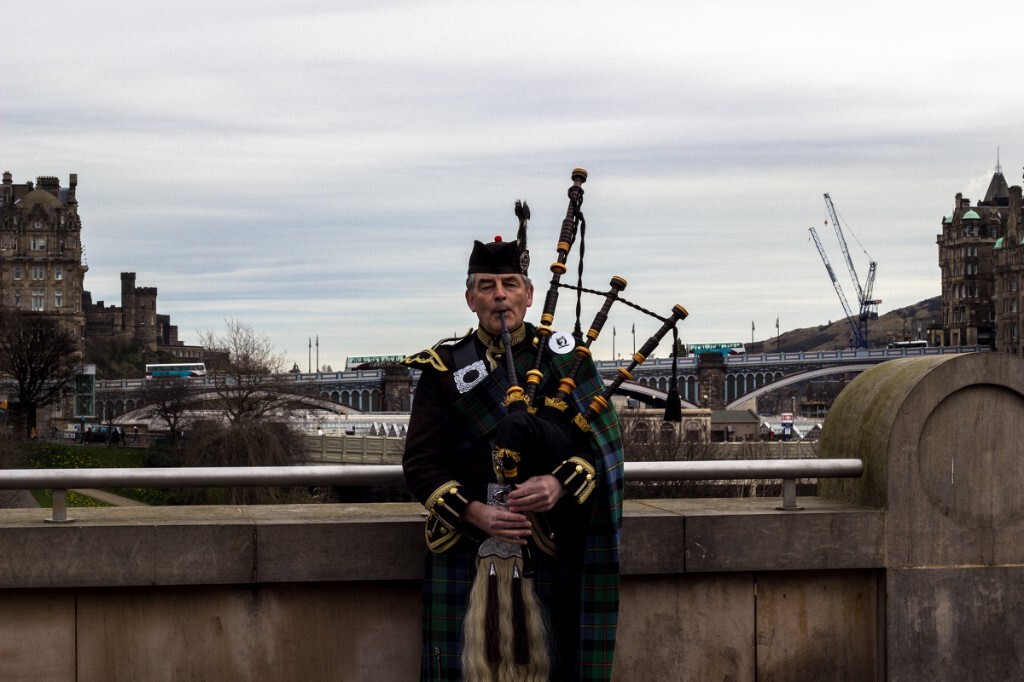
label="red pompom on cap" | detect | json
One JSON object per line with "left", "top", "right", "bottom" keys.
{"left": 493, "top": 235, "right": 502, "bottom": 242}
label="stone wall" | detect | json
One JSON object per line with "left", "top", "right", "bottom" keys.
{"left": 0, "top": 497, "right": 881, "bottom": 680}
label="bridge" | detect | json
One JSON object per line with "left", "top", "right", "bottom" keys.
{"left": 94, "top": 345, "right": 987, "bottom": 420}
{"left": 0, "top": 351, "right": 1019, "bottom": 679}
{"left": 599, "top": 344, "right": 987, "bottom": 409}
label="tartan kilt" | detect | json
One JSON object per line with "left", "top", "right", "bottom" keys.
{"left": 420, "top": 538, "right": 587, "bottom": 681}
{"left": 420, "top": 543, "right": 475, "bottom": 681}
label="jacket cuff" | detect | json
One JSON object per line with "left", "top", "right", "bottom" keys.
{"left": 551, "top": 456, "right": 597, "bottom": 504}
{"left": 424, "top": 480, "right": 470, "bottom": 553}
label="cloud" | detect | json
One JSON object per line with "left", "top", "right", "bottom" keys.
{"left": 4, "top": 1, "right": 1021, "bottom": 370}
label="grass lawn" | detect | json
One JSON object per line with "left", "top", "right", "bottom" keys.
{"left": 20, "top": 442, "right": 170, "bottom": 507}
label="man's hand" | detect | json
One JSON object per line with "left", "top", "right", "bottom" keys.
{"left": 464, "top": 501, "right": 532, "bottom": 545}
{"left": 507, "top": 475, "right": 566, "bottom": 514}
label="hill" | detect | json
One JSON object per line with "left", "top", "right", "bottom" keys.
{"left": 747, "top": 296, "right": 942, "bottom": 353}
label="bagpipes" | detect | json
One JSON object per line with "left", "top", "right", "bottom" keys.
{"left": 462, "top": 169, "right": 688, "bottom": 680}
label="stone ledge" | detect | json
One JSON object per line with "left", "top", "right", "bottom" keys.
{"left": 622, "top": 498, "right": 885, "bottom": 573}
{"left": 0, "top": 498, "right": 883, "bottom": 589}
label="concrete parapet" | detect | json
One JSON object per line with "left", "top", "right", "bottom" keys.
{"left": 819, "top": 352, "right": 1024, "bottom": 680}
{"left": 0, "top": 498, "right": 880, "bottom": 680}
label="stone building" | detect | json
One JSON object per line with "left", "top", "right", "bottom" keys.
{"left": 1, "top": 171, "right": 203, "bottom": 363}
{"left": 84, "top": 272, "right": 203, "bottom": 360}
{"left": 0, "top": 172, "right": 88, "bottom": 338}
{"left": 992, "top": 184, "right": 1024, "bottom": 355}
{"left": 934, "top": 163, "right": 1021, "bottom": 350}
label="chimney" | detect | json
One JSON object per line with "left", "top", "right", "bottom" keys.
{"left": 37, "top": 176, "right": 61, "bottom": 197}
{"left": 68, "top": 173, "right": 77, "bottom": 203}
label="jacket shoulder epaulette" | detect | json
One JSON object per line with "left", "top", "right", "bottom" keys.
{"left": 401, "top": 348, "right": 448, "bottom": 372}
{"left": 401, "top": 329, "right": 474, "bottom": 373}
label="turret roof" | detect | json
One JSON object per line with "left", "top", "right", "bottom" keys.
{"left": 14, "top": 187, "right": 64, "bottom": 214}
{"left": 984, "top": 170, "right": 1010, "bottom": 203}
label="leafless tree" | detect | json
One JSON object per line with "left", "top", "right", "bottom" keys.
{"left": 164, "top": 320, "right": 313, "bottom": 501}
{"left": 0, "top": 311, "right": 81, "bottom": 438}
{"left": 198, "top": 319, "right": 291, "bottom": 425}
{"left": 137, "top": 376, "right": 200, "bottom": 445}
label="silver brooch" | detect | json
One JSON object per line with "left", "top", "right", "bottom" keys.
{"left": 453, "top": 360, "right": 488, "bottom": 394}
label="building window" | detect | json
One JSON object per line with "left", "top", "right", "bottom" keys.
{"left": 54, "top": 290, "right": 63, "bottom": 308}
{"left": 31, "top": 289, "right": 45, "bottom": 311}
{"left": 54, "top": 266, "right": 62, "bottom": 281}
{"left": 31, "top": 266, "right": 45, "bottom": 280}
{"left": 30, "top": 237, "right": 46, "bottom": 251}
{"left": 13, "top": 266, "right": 21, "bottom": 280}
{"left": 13, "top": 291, "right": 21, "bottom": 307}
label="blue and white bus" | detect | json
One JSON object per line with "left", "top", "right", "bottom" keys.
{"left": 145, "top": 363, "right": 207, "bottom": 379}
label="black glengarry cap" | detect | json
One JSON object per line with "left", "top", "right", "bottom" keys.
{"left": 467, "top": 235, "right": 529, "bottom": 276}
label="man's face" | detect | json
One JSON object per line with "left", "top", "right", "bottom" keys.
{"left": 466, "top": 273, "right": 534, "bottom": 337}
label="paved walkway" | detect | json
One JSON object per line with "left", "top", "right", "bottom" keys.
{"left": 0, "top": 490, "right": 39, "bottom": 508}
{"left": 71, "top": 489, "right": 150, "bottom": 506}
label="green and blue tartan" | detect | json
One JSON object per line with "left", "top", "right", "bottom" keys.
{"left": 419, "top": 337, "right": 623, "bottom": 681}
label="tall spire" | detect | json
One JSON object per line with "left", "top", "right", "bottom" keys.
{"left": 984, "top": 152, "right": 1010, "bottom": 205}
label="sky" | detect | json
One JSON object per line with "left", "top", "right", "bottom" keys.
{"left": 5, "top": 0, "right": 1024, "bottom": 372}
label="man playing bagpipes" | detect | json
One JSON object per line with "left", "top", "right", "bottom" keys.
{"left": 402, "top": 188, "right": 625, "bottom": 680}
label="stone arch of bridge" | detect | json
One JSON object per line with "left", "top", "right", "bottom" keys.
{"left": 614, "top": 364, "right": 877, "bottom": 411}
{"left": 724, "top": 364, "right": 877, "bottom": 409}
{"left": 324, "top": 388, "right": 381, "bottom": 411}
{"left": 95, "top": 398, "right": 140, "bottom": 422}
{"left": 725, "top": 371, "right": 786, "bottom": 402}
{"left": 116, "top": 390, "right": 362, "bottom": 424}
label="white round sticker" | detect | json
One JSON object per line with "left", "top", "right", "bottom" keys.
{"left": 548, "top": 331, "right": 575, "bottom": 355}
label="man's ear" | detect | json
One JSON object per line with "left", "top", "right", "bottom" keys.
{"left": 465, "top": 288, "right": 477, "bottom": 313}
{"left": 525, "top": 282, "right": 535, "bottom": 308}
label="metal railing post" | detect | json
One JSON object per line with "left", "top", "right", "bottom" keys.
{"left": 46, "top": 489, "right": 73, "bottom": 523}
{"left": 777, "top": 478, "right": 803, "bottom": 511}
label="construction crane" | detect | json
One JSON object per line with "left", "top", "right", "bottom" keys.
{"left": 809, "top": 226, "right": 866, "bottom": 348}
{"left": 821, "top": 194, "right": 881, "bottom": 346}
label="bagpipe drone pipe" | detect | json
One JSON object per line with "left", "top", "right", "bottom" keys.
{"left": 493, "top": 167, "right": 689, "bottom": 493}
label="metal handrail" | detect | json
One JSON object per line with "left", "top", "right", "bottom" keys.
{"left": 1, "top": 459, "right": 862, "bottom": 523}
